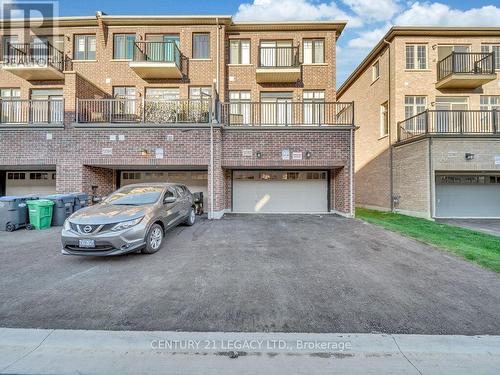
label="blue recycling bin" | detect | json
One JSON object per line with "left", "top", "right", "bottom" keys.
{"left": 0, "top": 195, "right": 38, "bottom": 231}
{"left": 69, "top": 192, "right": 88, "bottom": 210}
{"left": 42, "top": 194, "right": 76, "bottom": 226}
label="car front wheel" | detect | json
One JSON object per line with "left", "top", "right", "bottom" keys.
{"left": 142, "top": 223, "right": 164, "bottom": 254}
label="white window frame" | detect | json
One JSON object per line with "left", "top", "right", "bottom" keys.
{"left": 303, "top": 39, "right": 324, "bottom": 64}
{"left": 405, "top": 44, "right": 427, "bottom": 70}
{"left": 481, "top": 44, "right": 500, "bottom": 70}
{"left": 380, "top": 102, "right": 388, "bottom": 137}
{"left": 404, "top": 96, "right": 427, "bottom": 132}
{"left": 372, "top": 60, "right": 380, "bottom": 82}
{"left": 229, "top": 39, "right": 250, "bottom": 65}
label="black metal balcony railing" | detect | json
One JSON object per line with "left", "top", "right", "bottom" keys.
{"left": 220, "top": 102, "right": 354, "bottom": 126}
{"left": 133, "top": 41, "right": 182, "bottom": 70}
{"left": 76, "top": 98, "right": 212, "bottom": 124}
{"left": 0, "top": 99, "right": 64, "bottom": 125}
{"left": 437, "top": 52, "right": 495, "bottom": 81}
{"left": 258, "top": 46, "right": 300, "bottom": 68}
{"left": 398, "top": 109, "right": 500, "bottom": 141}
{"left": 4, "top": 42, "right": 65, "bottom": 72}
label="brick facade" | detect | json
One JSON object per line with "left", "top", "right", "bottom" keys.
{"left": 0, "top": 15, "right": 354, "bottom": 217}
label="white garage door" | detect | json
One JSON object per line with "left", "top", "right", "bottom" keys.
{"left": 5, "top": 171, "right": 56, "bottom": 196}
{"left": 435, "top": 174, "right": 500, "bottom": 218}
{"left": 233, "top": 170, "right": 328, "bottom": 213}
{"left": 121, "top": 171, "right": 208, "bottom": 206}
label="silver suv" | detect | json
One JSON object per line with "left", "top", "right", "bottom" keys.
{"left": 61, "top": 183, "right": 196, "bottom": 256}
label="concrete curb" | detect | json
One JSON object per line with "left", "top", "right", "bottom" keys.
{"left": 1, "top": 328, "right": 500, "bottom": 374}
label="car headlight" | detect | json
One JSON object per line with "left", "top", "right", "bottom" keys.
{"left": 63, "top": 219, "right": 71, "bottom": 231}
{"left": 111, "top": 217, "right": 144, "bottom": 231}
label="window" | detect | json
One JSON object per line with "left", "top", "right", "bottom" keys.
{"left": 145, "top": 88, "right": 179, "bottom": 100}
{"left": 380, "top": 102, "right": 388, "bottom": 137}
{"left": 404, "top": 96, "right": 427, "bottom": 131}
{"left": 1, "top": 88, "right": 20, "bottom": 99}
{"left": 113, "top": 34, "right": 135, "bottom": 60}
{"left": 189, "top": 87, "right": 212, "bottom": 100}
{"left": 1, "top": 88, "right": 21, "bottom": 123}
{"left": 260, "top": 92, "right": 293, "bottom": 125}
{"left": 229, "top": 39, "right": 250, "bottom": 64}
{"left": 481, "top": 44, "right": 500, "bottom": 70}
{"left": 192, "top": 33, "right": 210, "bottom": 59}
{"left": 303, "top": 39, "right": 324, "bottom": 64}
{"left": 372, "top": 61, "right": 380, "bottom": 81}
{"left": 2, "top": 35, "right": 18, "bottom": 61}
{"left": 7, "top": 172, "right": 25, "bottom": 180}
{"left": 113, "top": 87, "right": 136, "bottom": 118}
{"left": 229, "top": 91, "right": 251, "bottom": 124}
{"left": 303, "top": 91, "right": 325, "bottom": 124}
{"left": 74, "top": 35, "right": 96, "bottom": 60}
{"left": 480, "top": 96, "right": 500, "bottom": 111}
{"left": 30, "top": 172, "right": 48, "bottom": 180}
{"left": 406, "top": 44, "right": 427, "bottom": 70}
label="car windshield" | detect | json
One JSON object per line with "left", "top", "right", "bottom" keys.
{"left": 104, "top": 186, "right": 164, "bottom": 206}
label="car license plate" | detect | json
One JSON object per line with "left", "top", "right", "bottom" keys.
{"left": 79, "top": 239, "right": 95, "bottom": 248}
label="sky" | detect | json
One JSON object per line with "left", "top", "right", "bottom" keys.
{"left": 21, "top": 0, "right": 500, "bottom": 86}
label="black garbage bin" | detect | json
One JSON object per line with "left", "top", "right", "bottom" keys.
{"left": 0, "top": 196, "right": 37, "bottom": 231}
{"left": 43, "top": 194, "right": 76, "bottom": 226}
{"left": 69, "top": 192, "right": 88, "bottom": 211}
{"left": 193, "top": 192, "right": 204, "bottom": 215}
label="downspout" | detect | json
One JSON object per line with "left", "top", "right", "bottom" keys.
{"left": 428, "top": 137, "right": 434, "bottom": 219}
{"left": 350, "top": 126, "right": 354, "bottom": 217}
{"left": 383, "top": 38, "right": 394, "bottom": 211}
{"left": 209, "top": 17, "right": 220, "bottom": 219}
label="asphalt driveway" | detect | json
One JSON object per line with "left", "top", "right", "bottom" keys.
{"left": 0, "top": 214, "right": 499, "bottom": 334}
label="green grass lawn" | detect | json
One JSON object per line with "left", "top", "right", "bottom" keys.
{"left": 356, "top": 208, "right": 500, "bottom": 273}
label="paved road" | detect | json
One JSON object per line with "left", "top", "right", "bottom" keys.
{"left": 0, "top": 214, "right": 499, "bottom": 334}
{"left": 438, "top": 219, "right": 500, "bottom": 237}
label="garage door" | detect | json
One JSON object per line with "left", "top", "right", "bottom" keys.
{"left": 435, "top": 174, "right": 500, "bottom": 218}
{"left": 120, "top": 171, "right": 208, "bottom": 206}
{"left": 5, "top": 171, "right": 56, "bottom": 196}
{"left": 233, "top": 170, "right": 328, "bottom": 213}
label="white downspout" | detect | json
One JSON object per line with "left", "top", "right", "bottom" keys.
{"left": 209, "top": 17, "right": 220, "bottom": 219}
{"left": 350, "top": 127, "right": 354, "bottom": 217}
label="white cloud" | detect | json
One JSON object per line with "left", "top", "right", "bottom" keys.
{"left": 395, "top": 2, "right": 500, "bottom": 26}
{"left": 234, "top": 0, "right": 363, "bottom": 27}
{"left": 347, "top": 23, "right": 392, "bottom": 49}
{"left": 342, "top": 0, "right": 400, "bottom": 22}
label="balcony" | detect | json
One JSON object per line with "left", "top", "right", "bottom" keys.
{"left": 76, "top": 98, "right": 212, "bottom": 124}
{"left": 2, "top": 42, "right": 65, "bottom": 80}
{"left": 0, "top": 99, "right": 64, "bottom": 126}
{"left": 220, "top": 101, "right": 354, "bottom": 126}
{"left": 436, "top": 52, "right": 496, "bottom": 89}
{"left": 398, "top": 110, "right": 500, "bottom": 142}
{"left": 129, "top": 41, "right": 182, "bottom": 79}
{"left": 256, "top": 46, "right": 301, "bottom": 83}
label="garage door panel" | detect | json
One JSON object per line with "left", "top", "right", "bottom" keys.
{"left": 233, "top": 171, "right": 328, "bottom": 213}
{"left": 5, "top": 171, "right": 56, "bottom": 196}
{"left": 121, "top": 171, "right": 208, "bottom": 206}
{"left": 436, "top": 175, "right": 500, "bottom": 218}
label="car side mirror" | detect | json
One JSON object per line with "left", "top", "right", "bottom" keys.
{"left": 164, "top": 196, "right": 176, "bottom": 204}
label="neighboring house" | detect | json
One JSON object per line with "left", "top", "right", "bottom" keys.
{"left": 338, "top": 27, "right": 500, "bottom": 219}
{"left": 0, "top": 14, "right": 355, "bottom": 218}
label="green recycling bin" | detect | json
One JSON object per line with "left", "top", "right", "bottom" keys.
{"left": 26, "top": 199, "right": 55, "bottom": 230}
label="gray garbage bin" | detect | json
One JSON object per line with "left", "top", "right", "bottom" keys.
{"left": 0, "top": 196, "right": 37, "bottom": 231}
{"left": 43, "top": 194, "right": 76, "bottom": 226}
{"left": 69, "top": 192, "right": 88, "bottom": 211}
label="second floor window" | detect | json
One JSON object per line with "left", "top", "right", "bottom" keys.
{"left": 372, "top": 61, "right": 380, "bottom": 81}
{"left": 406, "top": 44, "right": 427, "bottom": 70}
{"left": 74, "top": 35, "right": 96, "bottom": 60}
{"left": 303, "top": 39, "right": 324, "bottom": 64}
{"left": 380, "top": 102, "right": 388, "bottom": 137}
{"left": 2, "top": 35, "right": 18, "bottom": 60}
{"left": 405, "top": 96, "right": 426, "bottom": 119}
{"left": 230, "top": 39, "right": 250, "bottom": 64}
{"left": 189, "top": 87, "right": 212, "bottom": 100}
{"left": 481, "top": 44, "right": 500, "bottom": 70}
{"left": 113, "top": 34, "right": 135, "bottom": 60}
{"left": 480, "top": 96, "right": 500, "bottom": 111}
{"left": 193, "top": 33, "right": 210, "bottom": 59}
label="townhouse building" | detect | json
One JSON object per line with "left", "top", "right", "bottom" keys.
{"left": 338, "top": 27, "right": 500, "bottom": 219}
{"left": 0, "top": 13, "right": 354, "bottom": 218}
